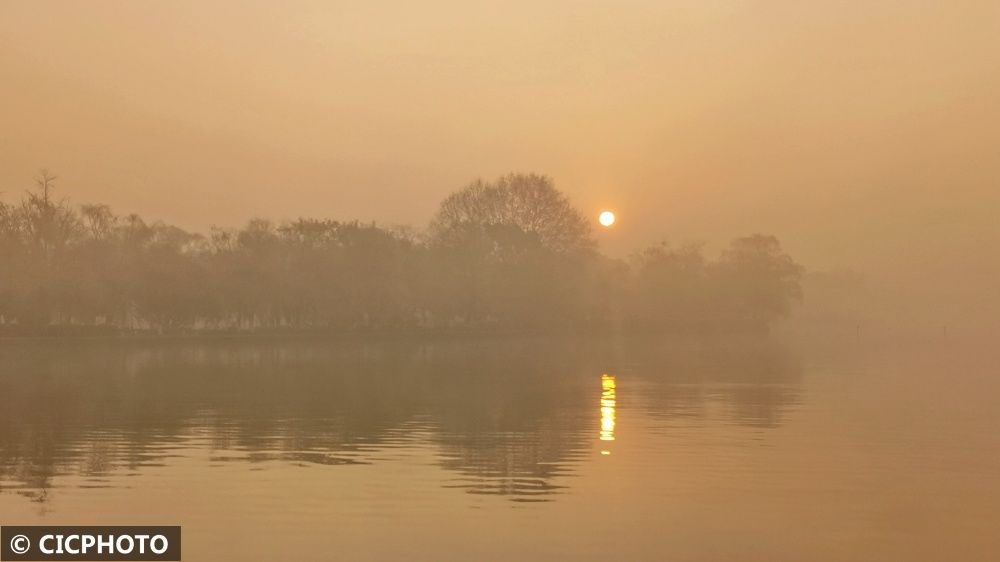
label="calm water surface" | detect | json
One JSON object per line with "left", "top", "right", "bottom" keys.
{"left": 1, "top": 336, "right": 997, "bottom": 560}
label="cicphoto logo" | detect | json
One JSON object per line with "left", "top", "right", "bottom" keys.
{"left": 1, "top": 527, "right": 180, "bottom": 561}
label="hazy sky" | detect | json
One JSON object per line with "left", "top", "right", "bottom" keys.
{"left": 2, "top": 1, "right": 998, "bottom": 291}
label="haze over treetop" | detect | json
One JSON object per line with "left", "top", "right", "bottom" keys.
{"left": 1, "top": 1, "right": 997, "bottom": 329}
{"left": 0, "top": 173, "right": 802, "bottom": 334}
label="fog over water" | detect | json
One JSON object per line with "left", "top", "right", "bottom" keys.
{"left": 1, "top": 337, "right": 998, "bottom": 560}
{"left": 2, "top": 5, "right": 999, "bottom": 559}
{"left": 2, "top": 1, "right": 999, "bottom": 333}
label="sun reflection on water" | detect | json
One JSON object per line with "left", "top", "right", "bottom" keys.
{"left": 600, "top": 374, "right": 616, "bottom": 454}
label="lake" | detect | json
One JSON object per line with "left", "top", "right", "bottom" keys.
{"left": 1, "top": 335, "right": 997, "bottom": 560}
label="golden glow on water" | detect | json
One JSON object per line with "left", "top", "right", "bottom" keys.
{"left": 600, "top": 374, "right": 617, "bottom": 452}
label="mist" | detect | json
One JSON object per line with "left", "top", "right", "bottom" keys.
{"left": 3, "top": 4, "right": 1000, "bottom": 559}
{"left": 2, "top": 0, "right": 999, "bottom": 333}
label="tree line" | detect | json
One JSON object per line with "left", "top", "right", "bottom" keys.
{"left": 0, "top": 171, "right": 803, "bottom": 334}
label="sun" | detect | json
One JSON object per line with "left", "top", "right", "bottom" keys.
{"left": 598, "top": 210, "right": 616, "bottom": 227}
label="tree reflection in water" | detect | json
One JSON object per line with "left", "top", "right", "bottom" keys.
{"left": 0, "top": 336, "right": 801, "bottom": 504}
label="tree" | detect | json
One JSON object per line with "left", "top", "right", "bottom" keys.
{"left": 429, "top": 173, "right": 594, "bottom": 256}
{"left": 0, "top": 170, "right": 805, "bottom": 334}
{"left": 715, "top": 234, "right": 804, "bottom": 330}
{"left": 628, "top": 242, "right": 712, "bottom": 331}
{"left": 424, "top": 174, "right": 600, "bottom": 327}
{"left": 80, "top": 204, "right": 116, "bottom": 240}
{"left": 20, "top": 171, "right": 82, "bottom": 262}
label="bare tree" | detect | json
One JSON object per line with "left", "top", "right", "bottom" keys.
{"left": 81, "top": 204, "right": 116, "bottom": 240}
{"left": 429, "top": 173, "right": 595, "bottom": 256}
{"left": 35, "top": 169, "right": 58, "bottom": 207}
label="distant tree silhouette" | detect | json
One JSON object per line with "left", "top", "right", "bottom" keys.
{"left": 628, "top": 242, "right": 713, "bottom": 331}
{"left": 627, "top": 236, "right": 803, "bottom": 333}
{"left": 430, "top": 173, "right": 594, "bottom": 256}
{"left": 715, "top": 235, "right": 804, "bottom": 330}
{"left": 0, "top": 170, "right": 803, "bottom": 333}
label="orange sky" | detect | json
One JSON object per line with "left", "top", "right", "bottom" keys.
{"left": 2, "top": 0, "right": 999, "bottom": 316}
